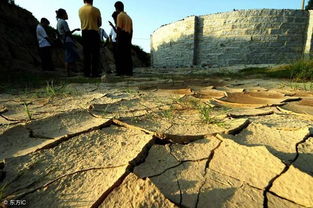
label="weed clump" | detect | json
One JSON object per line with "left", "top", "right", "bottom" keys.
{"left": 287, "top": 59, "right": 313, "bottom": 81}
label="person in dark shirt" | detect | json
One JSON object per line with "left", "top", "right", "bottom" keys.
{"left": 114, "top": 1, "right": 133, "bottom": 76}
{"left": 79, "top": 0, "right": 102, "bottom": 77}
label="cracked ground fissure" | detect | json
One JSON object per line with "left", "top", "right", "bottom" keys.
{"left": 27, "top": 128, "right": 54, "bottom": 140}
{"left": 87, "top": 116, "right": 251, "bottom": 207}
{"left": 227, "top": 119, "right": 251, "bottom": 135}
{"left": 90, "top": 137, "right": 157, "bottom": 208}
{"left": 0, "top": 114, "right": 21, "bottom": 122}
{"left": 227, "top": 111, "right": 274, "bottom": 119}
{"left": 3, "top": 74, "right": 313, "bottom": 208}
{"left": 3, "top": 114, "right": 304, "bottom": 208}
{"left": 2, "top": 121, "right": 159, "bottom": 207}
{"left": 33, "top": 119, "right": 114, "bottom": 152}
{"left": 175, "top": 174, "right": 183, "bottom": 207}
{"left": 263, "top": 134, "right": 312, "bottom": 208}
{"left": 194, "top": 139, "right": 223, "bottom": 208}
{"left": 9, "top": 165, "right": 126, "bottom": 201}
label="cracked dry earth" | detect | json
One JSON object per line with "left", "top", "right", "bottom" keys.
{"left": 1, "top": 67, "right": 313, "bottom": 208}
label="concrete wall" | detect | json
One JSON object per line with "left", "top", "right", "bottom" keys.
{"left": 151, "top": 9, "right": 311, "bottom": 68}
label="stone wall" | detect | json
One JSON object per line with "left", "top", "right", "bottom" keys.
{"left": 151, "top": 9, "right": 310, "bottom": 68}
{"left": 151, "top": 16, "right": 195, "bottom": 67}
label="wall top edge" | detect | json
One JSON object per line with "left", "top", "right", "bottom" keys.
{"left": 152, "top": 15, "right": 197, "bottom": 34}
{"left": 151, "top": 8, "right": 309, "bottom": 35}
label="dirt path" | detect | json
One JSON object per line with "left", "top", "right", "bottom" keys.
{"left": 1, "top": 67, "right": 313, "bottom": 208}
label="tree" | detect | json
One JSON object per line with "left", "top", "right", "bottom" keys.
{"left": 7, "top": 0, "right": 15, "bottom": 5}
{"left": 306, "top": 0, "right": 313, "bottom": 10}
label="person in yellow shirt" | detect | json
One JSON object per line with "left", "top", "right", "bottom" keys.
{"left": 114, "top": 1, "right": 133, "bottom": 76}
{"left": 79, "top": 0, "right": 102, "bottom": 77}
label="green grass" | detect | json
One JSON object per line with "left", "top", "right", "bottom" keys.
{"left": 239, "top": 66, "right": 292, "bottom": 79}
{"left": 123, "top": 88, "right": 138, "bottom": 94}
{"left": 23, "top": 102, "right": 32, "bottom": 121}
{"left": 197, "top": 104, "right": 226, "bottom": 127}
{"left": 29, "top": 81, "right": 81, "bottom": 99}
{"left": 169, "top": 97, "right": 227, "bottom": 126}
{"left": 45, "top": 81, "right": 57, "bottom": 97}
{"left": 283, "top": 80, "right": 313, "bottom": 91}
{"left": 238, "top": 59, "right": 313, "bottom": 81}
{"left": 0, "top": 69, "right": 102, "bottom": 95}
{"left": 287, "top": 59, "right": 313, "bottom": 81}
{"left": 0, "top": 70, "right": 60, "bottom": 94}
{"left": 158, "top": 109, "right": 174, "bottom": 120}
{"left": 0, "top": 183, "right": 7, "bottom": 202}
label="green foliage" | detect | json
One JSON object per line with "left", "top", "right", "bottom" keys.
{"left": 287, "top": 59, "right": 313, "bottom": 81}
{"left": 284, "top": 80, "right": 313, "bottom": 91}
{"left": 306, "top": 0, "right": 313, "bottom": 10}
{"left": 45, "top": 81, "right": 56, "bottom": 97}
{"left": 131, "top": 45, "right": 151, "bottom": 66}
{"left": 239, "top": 67, "right": 292, "bottom": 78}
{"left": 175, "top": 97, "right": 226, "bottom": 126}
{"left": 123, "top": 88, "right": 138, "bottom": 94}
{"left": 158, "top": 109, "right": 174, "bottom": 120}
{"left": 0, "top": 183, "right": 7, "bottom": 202}
{"left": 28, "top": 81, "right": 80, "bottom": 98}
{"left": 197, "top": 104, "right": 225, "bottom": 126}
{"left": 238, "top": 60, "right": 313, "bottom": 81}
{"left": 0, "top": 70, "right": 60, "bottom": 94}
{"left": 23, "top": 102, "right": 32, "bottom": 121}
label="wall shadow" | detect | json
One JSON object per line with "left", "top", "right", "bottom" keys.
{"left": 152, "top": 10, "right": 309, "bottom": 68}
{"left": 152, "top": 33, "right": 305, "bottom": 68}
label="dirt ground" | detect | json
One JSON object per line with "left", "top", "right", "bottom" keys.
{"left": 1, "top": 66, "right": 313, "bottom": 208}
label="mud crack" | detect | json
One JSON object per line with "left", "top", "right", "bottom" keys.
{"left": 32, "top": 119, "right": 113, "bottom": 152}
{"left": 113, "top": 119, "right": 205, "bottom": 144}
{"left": 194, "top": 138, "right": 223, "bottom": 208}
{"left": 204, "top": 139, "right": 223, "bottom": 174}
{"left": 175, "top": 174, "right": 183, "bottom": 207}
{"left": 226, "top": 119, "right": 251, "bottom": 135}
{"left": 195, "top": 181, "right": 206, "bottom": 208}
{"left": 0, "top": 106, "right": 8, "bottom": 114}
{"left": 90, "top": 136, "right": 156, "bottom": 208}
{"left": 26, "top": 128, "right": 54, "bottom": 140}
{"left": 0, "top": 114, "right": 21, "bottom": 123}
{"left": 263, "top": 134, "right": 312, "bottom": 208}
{"left": 227, "top": 111, "right": 274, "bottom": 119}
{"left": 9, "top": 165, "right": 126, "bottom": 201}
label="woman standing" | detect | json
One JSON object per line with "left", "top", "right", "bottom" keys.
{"left": 56, "top": 8, "right": 80, "bottom": 76}
{"left": 36, "top": 18, "right": 54, "bottom": 71}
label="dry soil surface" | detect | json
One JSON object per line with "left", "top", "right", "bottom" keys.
{"left": 1, "top": 67, "right": 313, "bottom": 208}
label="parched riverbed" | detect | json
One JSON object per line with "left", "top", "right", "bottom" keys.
{"left": 1, "top": 67, "right": 313, "bottom": 208}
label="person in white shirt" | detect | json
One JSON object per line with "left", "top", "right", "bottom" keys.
{"left": 56, "top": 8, "right": 80, "bottom": 76}
{"left": 109, "top": 11, "right": 118, "bottom": 74}
{"left": 99, "top": 28, "right": 109, "bottom": 44}
{"left": 36, "top": 18, "right": 54, "bottom": 71}
{"left": 109, "top": 28, "right": 117, "bottom": 43}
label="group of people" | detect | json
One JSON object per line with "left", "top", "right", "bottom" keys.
{"left": 36, "top": 0, "right": 133, "bottom": 77}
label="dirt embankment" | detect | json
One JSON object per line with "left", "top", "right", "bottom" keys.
{"left": 0, "top": 1, "right": 39, "bottom": 71}
{"left": 0, "top": 1, "right": 150, "bottom": 75}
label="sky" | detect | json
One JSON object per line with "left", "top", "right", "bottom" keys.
{"left": 15, "top": 0, "right": 308, "bottom": 52}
